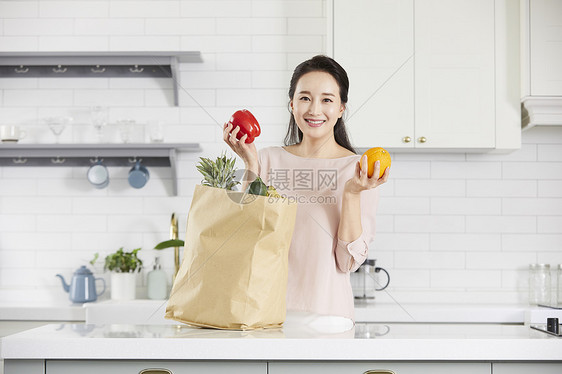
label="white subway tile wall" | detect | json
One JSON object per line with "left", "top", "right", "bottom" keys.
{"left": 0, "top": 0, "right": 561, "bottom": 305}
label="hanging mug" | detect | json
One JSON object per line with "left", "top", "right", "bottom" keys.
{"left": 87, "top": 160, "right": 109, "bottom": 189}
{"left": 128, "top": 160, "right": 149, "bottom": 189}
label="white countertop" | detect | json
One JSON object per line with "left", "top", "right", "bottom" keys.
{"left": 2, "top": 300, "right": 560, "bottom": 325}
{"left": 354, "top": 301, "right": 530, "bottom": 323}
{"left": 1, "top": 322, "right": 561, "bottom": 361}
{"left": 0, "top": 301, "right": 85, "bottom": 322}
{"left": 3, "top": 302, "right": 561, "bottom": 362}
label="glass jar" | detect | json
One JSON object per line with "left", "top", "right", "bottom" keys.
{"left": 557, "top": 264, "right": 562, "bottom": 307}
{"left": 351, "top": 259, "right": 390, "bottom": 300}
{"left": 529, "top": 264, "right": 551, "bottom": 306}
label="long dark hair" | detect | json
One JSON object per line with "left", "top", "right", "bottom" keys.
{"left": 284, "top": 55, "right": 356, "bottom": 154}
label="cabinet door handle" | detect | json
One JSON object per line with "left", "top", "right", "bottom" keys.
{"left": 418, "top": 136, "right": 427, "bottom": 143}
{"left": 402, "top": 136, "right": 412, "bottom": 143}
{"left": 364, "top": 371, "right": 395, "bottom": 374}
{"left": 139, "top": 369, "right": 172, "bottom": 374}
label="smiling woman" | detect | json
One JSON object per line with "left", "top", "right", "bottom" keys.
{"left": 284, "top": 55, "right": 354, "bottom": 157}
{"left": 224, "top": 55, "right": 389, "bottom": 326}
{"left": 290, "top": 71, "right": 345, "bottom": 144}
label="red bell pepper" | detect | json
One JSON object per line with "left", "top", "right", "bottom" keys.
{"left": 230, "top": 109, "right": 261, "bottom": 144}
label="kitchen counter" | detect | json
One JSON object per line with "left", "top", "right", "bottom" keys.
{"left": 354, "top": 301, "right": 529, "bottom": 323}
{"left": 84, "top": 300, "right": 556, "bottom": 325}
{"left": 4, "top": 301, "right": 560, "bottom": 374}
{"left": 1, "top": 321, "right": 561, "bottom": 361}
{"left": 2, "top": 299, "right": 558, "bottom": 325}
{"left": 0, "top": 301, "right": 85, "bottom": 322}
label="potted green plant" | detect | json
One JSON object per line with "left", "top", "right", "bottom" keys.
{"left": 91, "top": 247, "right": 143, "bottom": 301}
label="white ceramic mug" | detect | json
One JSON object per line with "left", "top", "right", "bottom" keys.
{"left": 87, "top": 161, "right": 110, "bottom": 189}
{"left": 0, "top": 125, "right": 27, "bottom": 142}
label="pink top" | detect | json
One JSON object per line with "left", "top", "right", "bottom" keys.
{"left": 258, "top": 146, "right": 379, "bottom": 320}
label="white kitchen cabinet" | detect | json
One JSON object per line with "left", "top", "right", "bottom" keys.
{"left": 45, "top": 360, "right": 267, "bottom": 374}
{"left": 331, "top": 0, "right": 520, "bottom": 151}
{"left": 269, "top": 362, "right": 491, "bottom": 374}
{"left": 415, "top": 0, "right": 495, "bottom": 149}
{"left": 333, "top": 0, "right": 414, "bottom": 149}
{"left": 526, "top": 0, "right": 562, "bottom": 96}
{"left": 521, "top": 0, "right": 562, "bottom": 129}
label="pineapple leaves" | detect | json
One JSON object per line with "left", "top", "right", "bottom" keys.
{"left": 196, "top": 152, "right": 281, "bottom": 198}
{"left": 196, "top": 152, "right": 240, "bottom": 191}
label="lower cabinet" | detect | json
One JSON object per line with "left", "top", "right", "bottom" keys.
{"left": 0, "top": 321, "right": 55, "bottom": 374}
{"left": 6, "top": 360, "right": 562, "bottom": 374}
{"left": 492, "top": 363, "right": 562, "bottom": 374}
{"left": 268, "top": 362, "right": 490, "bottom": 374}
{"left": 45, "top": 360, "right": 267, "bottom": 374}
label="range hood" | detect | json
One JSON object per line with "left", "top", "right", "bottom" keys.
{"left": 521, "top": 96, "right": 562, "bottom": 130}
{"left": 0, "top": 51, "right": 202, "bottom": 106}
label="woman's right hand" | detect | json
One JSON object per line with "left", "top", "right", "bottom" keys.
{"left": 223, "top": 121, "right": 259, "bottom": 175}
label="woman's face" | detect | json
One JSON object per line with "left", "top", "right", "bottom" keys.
{"left": 290, "top": 71, "right": 345, "bottom": 142}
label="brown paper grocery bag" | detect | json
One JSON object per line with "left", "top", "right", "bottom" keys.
{"left": 165, "top": 184, "right": 297, "bottom": 330}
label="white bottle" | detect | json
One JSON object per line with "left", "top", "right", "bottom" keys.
{"left": 147, "top": 257, "right": 168, "bottom": 300}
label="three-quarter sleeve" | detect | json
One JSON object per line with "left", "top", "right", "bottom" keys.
{"left": 335, "top": 235, "right": 369, "bottom": 272}
{"left": 335, "top": 187, "right": 380, "bottom": 273}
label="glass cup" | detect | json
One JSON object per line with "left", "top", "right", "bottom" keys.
{"left": 556, "top": 264, "right": 562, "bottom": 307}
{"left": 147, "top": 120, "right": 164, "bottom": 143}
{"left": 117, "top": 119, "right": 135, "bottom": 143}
{"left": 90, "top": 106, "right": 108, "bottom": 142}
{"left": 529, "top": 264, "right": 551, "bottom": 306}
{"left": 45, "top": 117, "right": 72, "bottom": 143}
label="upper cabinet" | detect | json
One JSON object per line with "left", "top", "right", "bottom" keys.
{"left": 415, "top": 0, "right": 495, "bottom": 149}
{"left": 332, "top": 0, "right": 413, "bottom": 149}
{"left": 524, "top": 0, "right": 562, "bottom": 95}
{"left": 330, "top": 0, "right": 521, "bottom": 151}
{"left": 521, "top": 0, "right": 562, "bottom": 129}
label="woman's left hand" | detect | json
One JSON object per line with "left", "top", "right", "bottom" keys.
{"left": 344, "top": 155, "right": 389, "bottom": 194}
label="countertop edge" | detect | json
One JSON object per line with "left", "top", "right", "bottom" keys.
{"left": 0, "top": 305, "right": 85, "bottom": 322}
{"left": 2, "top": 329, "right": 562, "bottom": 361}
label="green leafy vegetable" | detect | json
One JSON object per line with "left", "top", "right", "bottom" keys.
{"left": 154, "top": 239, "right": 185, "bottom": 250}
{"left": 247, "top": 176, "right": 268, "bottom": 196}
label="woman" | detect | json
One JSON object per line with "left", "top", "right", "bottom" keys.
{"left": 223, "top": 55, "right": 388, "bottom": 325}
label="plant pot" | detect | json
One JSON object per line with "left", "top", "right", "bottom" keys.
{"left": 110, "top": 272, "right": 136, "bottom": 301}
